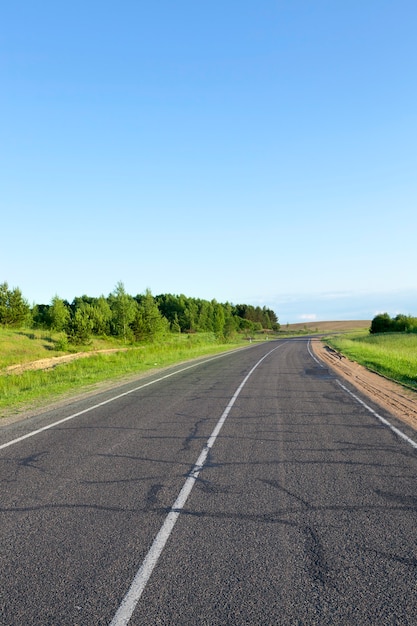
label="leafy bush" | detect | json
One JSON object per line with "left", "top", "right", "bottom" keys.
{"left": 370, "top": 313, "right": 417, "bottom": 334}
{"left": 55, "top": 334, "right": 69, "bottom": 351}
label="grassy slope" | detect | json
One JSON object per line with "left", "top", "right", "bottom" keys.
{"left": 0, "top": 328, "right": 122, "bottom": 369}
{"left": 0, "top": 328, "right": 248, "bottom": 417}
{"left": 325, "top": 331, "right": 417, "bottom": 390}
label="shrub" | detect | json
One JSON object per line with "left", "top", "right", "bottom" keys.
{"left": 55, "top": 334, "right": 69, "bottom": 351}
{"left": 370, "top": 313, "right": 417, "bottom": 334}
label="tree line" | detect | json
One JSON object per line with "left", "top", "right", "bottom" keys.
{"left": 0, "top": 281, "right": 279, "bottom": 343}
{"left": 370, "top": 313, "right": 417, "bottom": 334}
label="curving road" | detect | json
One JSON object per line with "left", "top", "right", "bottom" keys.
{"left": 1, "top": 338, "right": 417, "bottom": 625}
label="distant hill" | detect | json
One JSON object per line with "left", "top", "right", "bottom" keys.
{"left": 283, "top": 320, "right": 371, "bottom": 332}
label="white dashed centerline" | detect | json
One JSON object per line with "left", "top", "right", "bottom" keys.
{"left": 109, "top": 344, "right": 283, "bottom": 626}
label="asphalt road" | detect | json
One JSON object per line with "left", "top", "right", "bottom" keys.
{"left": 1, "top": 338, "right": 417, "bottom": 625}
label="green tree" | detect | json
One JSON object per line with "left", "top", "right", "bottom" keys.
{"left": 155, "top": 293, "right": 185, "bottom": 326}
{"left": 393, "top": 314, "right": 410, "bottom": 332}
{"left": 91, "top": 296, "right": 113, "bottom": 335}
{"left": 407, "top": 316, "right": 417, "bottom": 333}
{"left": 236, "top": 317, "right": 255, "bottom": 333}
{"left": 222, "top": 302, "right": 237, "bottom": 339}
{"left": 48, "top": 296, "right": 71, "bottom": 332}
{"left": 32, "top": 304, "right": 50, "bottom": 328}
{"left": 171, "top": 312, "right": 181, "bottom": 334}
{"left": 196, "top": 300, "right": 213, "bottom": 332}
{"left": 183, "top": 299, "right": 198, "bottom": 332}
{"left": 370, "top": 313, "right": 393, "bottom": 334}
{"left": 108, "top": 281, "right": 137, "bottom": 341}
{"left": 212, "top": 300, "right": 225, "bottom": 338}
{"left": 132, "top": 289, "right": 169, "bottom": 341}
{"left": 67, "top": 308, "right": 94, "bottom": 344}
{"left": 72, "top": 295, "right": 112, "bottom": 336}
{"left": 0, "top": 282, "right": 31, "bottom": 326}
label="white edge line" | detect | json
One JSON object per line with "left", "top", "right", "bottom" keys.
{"left": 307, "top": 339, "right": 417, "bottom": 451}
{"left": 109, "top": 344, "right": 283, "bottom": 626}
{"left": 0, "top": 351, "right": 240, "bottom": 451}
{"left": 336, "top": 380, "right": 417, "bottom": 450}
{"left": 307, "top": 338, "right": 324, "bottom": 367}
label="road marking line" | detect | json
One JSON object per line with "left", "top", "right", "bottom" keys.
{"left": 308, "top": 339, "right": 417, "bottom": 450}
{"left": 109, "top": 344, "right": 283, "bottom": 626}
{"left": 0, "top": 352, "right": 240, "bottom": 451}
{"left": 307, "top": 339, "right": 324, "bottom": 366}
{"left": 336, "top": 380, "right": 417, "bottom": 450}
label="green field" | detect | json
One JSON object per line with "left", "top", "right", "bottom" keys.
{"left": 325, "top": 331, "right": 417, "bottom": 390}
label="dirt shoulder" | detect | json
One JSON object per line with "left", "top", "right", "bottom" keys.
{"left": 311, "top": 338, "right": 417, "bottom": 432}
{"left": 4, "top": 348, "right": 129, "bottom": 374}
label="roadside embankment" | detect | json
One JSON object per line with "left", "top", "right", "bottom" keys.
{"left": 311, "top": 338, "right": 417, "bottom": 432}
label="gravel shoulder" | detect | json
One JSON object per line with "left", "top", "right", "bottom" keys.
{"left": 311, "top": 338, "right": 417, "bottom": 432}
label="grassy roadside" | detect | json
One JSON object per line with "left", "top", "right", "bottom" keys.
{"left": 324, "top": 331, "right": 417, "bottom": 390}
{"left": 1, "top": 322, "right": 386, "bottom": 419}
{"left": 0, "top": 330, "right": 253, "bottom": 418}
{"left": 0, "top": 327, "right": 123, "bottom": 368}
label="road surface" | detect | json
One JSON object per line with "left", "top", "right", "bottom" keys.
{"left": 1, "top": 338, "right": 417, "bottom": 625}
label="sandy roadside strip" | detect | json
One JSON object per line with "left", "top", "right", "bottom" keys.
{"left": 310, "top": 338, "right": 417, "bottom": 432}
{"left": 5, "top": 348, "right": 129, "bottom": 374}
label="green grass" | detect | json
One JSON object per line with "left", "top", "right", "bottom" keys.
{"left": 0, "top": 329, "right": 251, "bottom": 418}
{"left": 0, "top": 328, "right": 66, "bottom": 367}
{"left": 0, "top": 327, "right": 124, "bottom": 368}
{"left": 324, "top": 331, "right": 417, "bottom": 389}
{"left": 2, "top": 325, "right": 354, "bottom": 419}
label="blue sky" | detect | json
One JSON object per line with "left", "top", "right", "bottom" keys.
{"left": 1, "top": 1, "right": 416, "bottom": 323}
